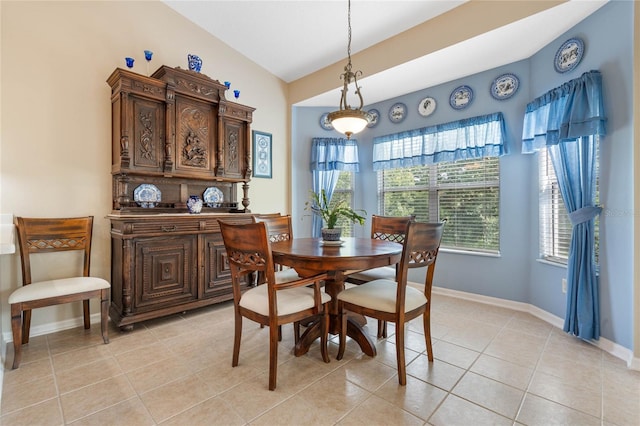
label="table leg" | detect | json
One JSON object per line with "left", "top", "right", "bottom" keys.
{"left": 293, "top": 271, "right": 377, "bottom": 357}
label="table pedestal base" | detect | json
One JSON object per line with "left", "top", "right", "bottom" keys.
{"left": 294, "top": 312, "right": 377, "bottom": 357}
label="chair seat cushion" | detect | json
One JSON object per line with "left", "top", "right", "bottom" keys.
{"left": 8, "top": 277, "right": 110, "bottom": 304}
{"left": 348, "top": 266, "right": 395, "bottom": 282}
{"left": 240, "top": 284, "right": 331, "bottom": 317}
{"left": 274, "top": 268, "right": 301, "bottom": 283}
{"left": 337, "top": 279, "right": 427, "bottom": 313}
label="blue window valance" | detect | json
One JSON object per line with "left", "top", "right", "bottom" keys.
{"left": 521, "top": 70, "right": 607, "bottom": 153}
{"left": 310, "top": 138, "right": 360, "bottom": 172}
{"left": 372, "top": 112, "right": 507, "bottom": 171}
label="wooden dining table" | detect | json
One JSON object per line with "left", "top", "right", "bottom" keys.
{"left": 270, "top": 237, "right": 402, "bottom": 357}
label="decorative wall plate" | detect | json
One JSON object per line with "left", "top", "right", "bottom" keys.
{"left": 418, "top": 96, "right": 437, "bottom": 117}
{"left": 319, "top": 113, "right": 333, "bottom": 130}
{"left": 449, "top": 85, "right": 473, "bottom": 110}
{"left": 133, "top": 183, "right": 161, "bottom": 208}
{"left": 554, "top": 37, "right": 584, "bottom": 73}
{"left": 388, "top": 102, "right": 407, "bottom": 123}
{"left": 203, "top": 186, "right": 223, "bottom": 207}
{"left": 367, "top": 109, "right": 380, "bottom": 128}
{"left": 490, "top": 73, "right": 520, "bottom": 100}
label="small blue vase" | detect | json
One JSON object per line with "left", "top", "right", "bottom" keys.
{"left": 187, "top": 195, "right": 203, "bottom": 214}
{"left": 188, "top": 54, "right": 202, "bottom": 72}
{"left": 125, "top": 57, "right": 134, "bottom": 68}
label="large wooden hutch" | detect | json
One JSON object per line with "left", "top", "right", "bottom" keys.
{"left": 107, "top": 65, "right": 256, "bottom": 330}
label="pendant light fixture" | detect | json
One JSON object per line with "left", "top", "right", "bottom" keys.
{"left": 327, "top": 0, "right": 372, "bottom": 139}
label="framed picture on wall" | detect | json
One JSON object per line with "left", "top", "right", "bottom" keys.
{"left": 252, "top": 130, "right": 272, "bottom": 178}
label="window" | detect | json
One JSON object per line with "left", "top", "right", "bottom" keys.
{"left": 539, "top": 140, "right": 599, "bottom": 264}
{"left": 378, "top": 157, "right": 500, "bottom": 253}
{"left": 329, "top": 171, "right": 356, "bottom": 236}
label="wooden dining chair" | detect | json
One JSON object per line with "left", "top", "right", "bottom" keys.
{"left": 9, "top": 216, "right": 110, "bottom": 369}
{"left": 346, "top": 214, "right": 415, "bottom": 338}
{"left": 337, "top": 221, "right": 444, "bottom": 385}
{"left": 219, "top": 220, "right": 331, "bottom": 390}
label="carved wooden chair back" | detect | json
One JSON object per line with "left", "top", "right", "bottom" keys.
{"left": 218, "top": 220, "right": 330, "bottom": 390}
{"left": 9, "top": 216, "right": 110, "bottom": 368}
{"left": 253, "top": 214, "right": 293, "bottom": 243}
{"left": 370, "top": 214, "right": 415, "bottom": 243}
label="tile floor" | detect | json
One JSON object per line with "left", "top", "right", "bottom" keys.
{"left": 2, "top": 293, "right": 639, "bottom": 425}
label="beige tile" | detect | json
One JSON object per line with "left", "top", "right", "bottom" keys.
{"left": 470, "top": 354, "right": 533, "bottom": 390}
{"left": 139, "top": 374, "right": 216, "bottom": 423}
{"left": 47, "top": 333, "right": 107, "bottom": 356}
{"left": 70, "top": 397, "right": 155, "bottom": 426}
{"left": 104, "top": 328, "right": 161, "bottom": 356}
{"left": 483, "top": 329, "right": 546, "bottom": 368}
{"left": 114, "top": 341, "right": 171, "bottom": 372}
{"left": 516, "top": 393, "right": 601, "bottom": 426}
{"left": 218, "top": 375, "right": 294, "bottom": 422}
{"left": 51, "top": 344, "right": 113, "bottom": 372}
{"left": 529, "top": 370, "right": 602, "bottom": 418}
{"left": 430, "top": 394, "right": 512, "bottom": 426}
{"left": 439, "top": 321, "right": 502, "bottom": 352}
{"left": 433, "top": 340, "right": 480, "bottom": 369}
{"left": 374, "top": 374, "right": 447, "bottom": 421}
{"left": 3, "top": 338, "right": 50, "bottom": 368}
{"left": 251, "top": 394, "right": 334, "bottom": 426}
{"left": 2, "top": 357, "right": 53, "bottom": 388}
{"left": 59, "top": 374, "right": 136, "bottom": 423}
{"left": 406, "top": 354, "right": 465, "bottom": 391}
{"left": 452, "top": 371, "right": 524, "bottom": 419}
{"left": 370, "top": 339, "right": 421, "bottom": 370}
{"left": 56, "top": 357, "right": 123, "bottom": 394}
{"left": 297, "top": 369, "right": 371, "bottom": 423}
{"left": 125, "top": 355, "right": 194, "bottom": 394}
{"left": 341, "top": 355, "right": 397, "bottom": 391}
{"left": 1, "top": 375, "right": 57, "bottom": 415}
{"left": 160, "top": 396, "right": 245, "bottom": 426}
{"left": 0, "top": 397, "right": 62, "bottom": 426}
{"left": 536, "top": 351, "right": 602, "bottom": 386}
{"left": 337, "top": 394, "right": 424, "bottom": 426}
{"left": 506, "top": 314, "right": 554, "bottom": 339}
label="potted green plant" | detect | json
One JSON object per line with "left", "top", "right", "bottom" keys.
{"left": 306, "top": 189, "right": 366, "bottom": 241}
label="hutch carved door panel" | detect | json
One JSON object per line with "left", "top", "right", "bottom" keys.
{"left": 133, "top": 235, "right": 198, "bottom": 312}
{"left": 175, "top": 96, "right": 217, "bottom": 177}
{"left": 131, "top": 96, "right": 165, "bottom": 172}
{"left": 202, "top": 233, "right": 234, "bottom": 299}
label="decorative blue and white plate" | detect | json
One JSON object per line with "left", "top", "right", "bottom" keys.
{"left": 203, "top": 186, "right": 223, "bottom": 207}
{"left": 388, "top": 102, "right": 407, "bottom": 123}
{"left": 367, "top": 109, "right": 380, "bottom": 128}
{"left": 490, "top": 73, "right": 519, "bottom": 100}
{"left": 418, "top": 96, "right": 436, "bottom": 117}
{"left": 449, "top": 85, "right": 473, "bottom": 110}
{"left": 554, "top": 37, "right": 584, "bottom": 73}
{"left": 134, "top": 183, "right": 161, "bottom": 208}
{"left": 319, "top": 113, "right": 333, "bottom": 130}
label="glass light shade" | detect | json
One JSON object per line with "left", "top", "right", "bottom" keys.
{"left": 328, "top": 109, "right": 371, "bottom": 138}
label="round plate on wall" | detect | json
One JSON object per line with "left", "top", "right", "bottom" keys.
{"left": 490, "top": 73, "right": 519, "bottom": 100}
{"left": 388, "top": 102, "right": 407, "bottom": 123}
{"left": 554, "top": 37, "right": 584, "bottom": 73}
{"left": 367, "top": 109, "right": 380, "bottom": 128}
{"left": 319, "top": 112, "right": 333, "bottom": 130}
{"left": 449, "top": 85, "right": 473, "bottom": 110}
{"left": 418, "top": 96, "right": 436, "bottom": 117}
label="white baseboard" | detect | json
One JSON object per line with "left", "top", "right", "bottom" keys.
{"left": 429, "top": 285, "right": 640, "bottom": 371}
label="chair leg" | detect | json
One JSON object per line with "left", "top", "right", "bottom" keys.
{"left": 101, "top": 289, "right": 110, "bottom": 344}
{"left": 83, "top": 299, "right": 91, "bottom": 329}
{"left": 423, "top": 312, "right": 433, "bottom": 362}
{"left": 22, "top": 309, "right": 32, "bottom": 344}
{"left": 320, "top": 308, "right": 329, "bottom": 363}
{"left": 232, "top": 311, "right": 242, "bottom": 367}
{"left": 396, "top": 321, "right": 407, "bottom": 385}
{"left": 294, "top": 321, "right": 300, "bottom": 344}
{"left": 10, "top": 304, "right": 23, "bottom": 369}
{"left": 377, "top": 320, "right": 388, "bottom": 338}
{"left": 268, "top": 323, "right": 279, "bottom": 391}
{"left": 337, "top": 304, "right": 347, "bottom": 361}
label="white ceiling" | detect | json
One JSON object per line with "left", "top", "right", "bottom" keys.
{"left": 163, "top": 0, "right": 608, "bottom": 106}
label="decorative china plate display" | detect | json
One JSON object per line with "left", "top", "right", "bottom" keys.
{"left": 319, "top": 113, "right": 333, "bottom": 130}
{"left": 554, "top": 37, "right": 584, "bottom": 73}
{"left": 203, "top": 186, "right": 223, "bottom": 207}
{"left": 388, "top": 102, "right": 407, "bottom": 123}
{"left": 367, "top": 109, "right": 380, "bottom": 128}
{"left": 490, "top": 73, "right": 520, "bottom": 100}
{"left": 418, "top": 96, "right": 436, "bottom": 117}
{"left": 134, "top": 183, "right": 161, "bottom": 208}
{"left": 449, "top": 85, "right": 473, "bottom": 110}
{"left": 320, "top": 239, "right": 345, "bottom": 247}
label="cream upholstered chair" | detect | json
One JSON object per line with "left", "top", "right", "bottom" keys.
{"left": 219, "top": 220, "right": 330, "bottom": 390}
{"left": 337, "top": 221, "right": 444, "bottom": 385}
{"left": 346, "top": 215, "right": 414, "bottom": 337}
{"left": 9, "top": 216, "right": 110, "bottom": 369}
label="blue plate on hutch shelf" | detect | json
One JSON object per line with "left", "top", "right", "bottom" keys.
{"left": 203, "top": 186, "right": 223, "bottom": 207}
{"left": 133, "top": 183, "right": 161, "bottom": 208}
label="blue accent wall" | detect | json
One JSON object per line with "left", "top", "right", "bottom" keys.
{"left": 292, "top": 1, "right": 634, "bottom": 349}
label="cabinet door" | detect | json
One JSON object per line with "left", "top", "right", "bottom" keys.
{"left": 175, "top": 96, "right": 216, "bottom": 177}
{"left": 133, "top": 235, "right": 198, "bottom": 311}
{"left": 202, "top": 233, "right": 233, "bottom": 299}
{"left": 221, "top": 119, "right": 246, "bottom": 179}
{"left": 130, "top": 95, "right": 165, "bottom": 172}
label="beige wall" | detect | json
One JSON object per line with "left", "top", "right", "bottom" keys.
{"left": 0, "top": 1, "right": 289, "bottom": 342}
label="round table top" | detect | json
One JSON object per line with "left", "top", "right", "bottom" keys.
{"left": 271, "top": 237, "right": 402, "bottom": 272}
